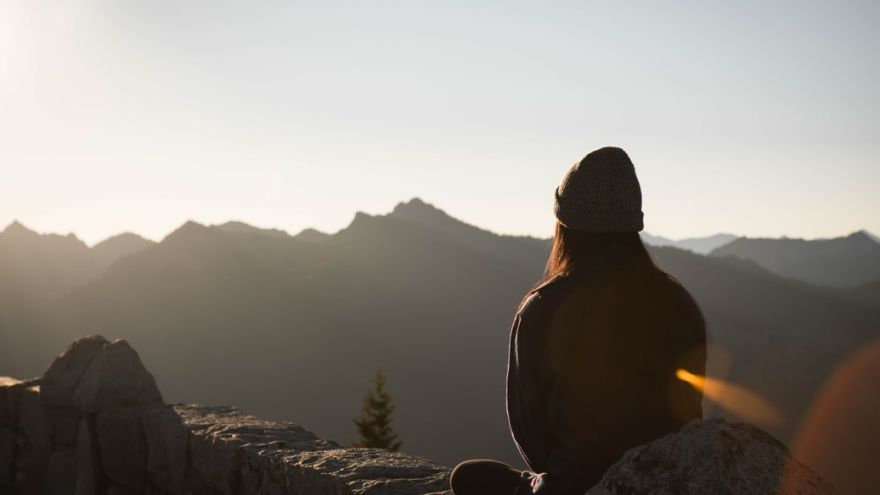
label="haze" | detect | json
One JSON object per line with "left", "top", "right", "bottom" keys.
{"left": 1, "top": 0, "right": 878, "bottom": 245}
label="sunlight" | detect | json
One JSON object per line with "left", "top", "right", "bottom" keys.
{"left": 676, "top": 369, "right": 783, "bottom": 426}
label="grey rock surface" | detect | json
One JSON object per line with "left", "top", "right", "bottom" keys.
{"left": 586, "top": 418, "right": 834, "bottom": 495}
{"left": 0, "top": 427, "right": 14, "bottom": 486}
{"left": 41, "top": 336, "right": 109, "bottom": 407}
{"left": 18, "top": 385, "right": 52, "bottom": 492}
{"left": 75, "top": 418, "right": 100, "bottom": 495}
{"left": 97, "top": 407, "right": 148, "bottom": 493}
{"left": 0, "top": 376, "right": 22, "bottom": 427}
{"left": 71, "top": 339, "right": 164, "bottom": 412}
{"left": 45, "top": 447, "right": 76, "bottom": 495}
{"left": 142, "top": 406, "right": 190, "bottom": 494}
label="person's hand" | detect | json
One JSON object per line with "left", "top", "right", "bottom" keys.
{"left": 517, "top": 471, "right": 567, "bottom": 495}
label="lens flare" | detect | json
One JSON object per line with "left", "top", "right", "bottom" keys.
{"left": 676, "top": 369, "right": 783, "bottom": 426}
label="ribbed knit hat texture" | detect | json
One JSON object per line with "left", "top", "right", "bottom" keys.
{"left": 553, "top": 147, "right": 644, "bottom": 232}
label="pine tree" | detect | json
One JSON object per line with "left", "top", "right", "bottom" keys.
{"left": 352, "top": 368, "right": 402, "bottom": 451}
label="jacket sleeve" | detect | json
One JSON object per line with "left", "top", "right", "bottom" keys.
{"left": 534, "top": 374, "right": 581, "bottom": 495}
{"left": 525, "top": 305, "right": 585, "bottom": 495}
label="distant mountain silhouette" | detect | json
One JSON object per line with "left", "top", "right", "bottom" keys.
{"left": 293, "top": 228, "right": 331, "bottom": 244}
{"left": 214, "top": 220, "right": 291, "bottom": 239}
{"left": 91, "top": 232, "right": 156, "bottom": 270}
{"left": 0, "top": 201, "right": 877, "bottom": 471}
{"left": 709, "top": 231, "right": 880, "bottom": 288}
{"left": 842, "top": 279, "right": 880, "bottom": 308}
{"left": 641, "top": 232, "right": 736, "bottom": 254}
{"left": 867, "top": 231, "right": 880, "bottom": 244}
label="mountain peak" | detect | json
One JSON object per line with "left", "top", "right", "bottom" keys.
{"left": 389, "top": 198, "right": 457, "bottom": 227}
{"left": 392, "top": 197, "right": 443, "bottom": 214}
{"left": 3, "top": 220, "right": 37, "bottom": 236}
{"left": 213, "top": 221, "right": 290, "bottom": 238}
{"left": 851, "top": 230, "right": 878, "bottom": 243}
{"left": 162, "top": 220, "right": 209, "bottom": 243}
{"left": 293, "top": 228, "right": 330, "bottom": 244}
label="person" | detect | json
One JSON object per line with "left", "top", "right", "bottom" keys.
{"left": 450, "top": 147, "right": 707, "bottom": 495}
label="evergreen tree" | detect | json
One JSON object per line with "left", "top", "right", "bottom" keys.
{"left": 352, "top": 368, "right": 402, "bottom": 450}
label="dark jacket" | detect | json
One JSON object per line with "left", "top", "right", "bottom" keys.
{"left": 506, "top": 263, "right": 707, "bottom": 494}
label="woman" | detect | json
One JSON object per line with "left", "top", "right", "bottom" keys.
{"left": 450, "top": 147, "right": 707, "bottom": 495}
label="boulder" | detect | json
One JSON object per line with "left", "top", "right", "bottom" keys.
{"left": 0, "top": 377, "right": 22, "bottom": 427}
{"left": 71, "top": 339, "right": 164, "bottom": 413}
{"left": 41, "top": 336, "right": 109, "bottom": 407}
{"left": 74, "top": 418, "right": 100, "bottom": 495}
{"left": 45, "top": 448, "right": 76, "bottom": 495}
{"left": 142, "top": 406, "right": 190, "bottom": 494}
{"left": 0, "top": 427, "right": 14, "bottom": 487}
{"left": 17, "top": 385, "right": 53, "bottom": 494}
{"left": 96, "top": 407, "right": 148, "bottom": 493}
{"left": 50, "top": 408, "right": 82, "bottom": 447}
{"left": 173, "top": 404, "right": 339, "bottom": 495}
{"left": 4, "top": 378, "right": 40, "bottom": 427}
{"left": 284, "top": 448, "right": 450, "bottom": 495}
{"left": 586, "top": 418, "right": 834, "bottom": 495}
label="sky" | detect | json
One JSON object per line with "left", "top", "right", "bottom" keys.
{"left": 1, "top": 0, "right": 878, "bottom": 245}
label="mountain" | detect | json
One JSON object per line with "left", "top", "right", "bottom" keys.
{"left": 388, "top": 198, "right": 550, "bottom": 265}
{"left": 641, "top": 232, "right": 736, "bottom": 255}
{"left": 91, "top": 232, "right": 156, "bottom": 269}
{"left": 293, "top": 228, "right": 331, "bottom": 244}
{"left": 842, "top": 279, "right": 880, "bottom": 308}
{"left": 709, "top": 231, "right": 880, "bottom": 288}
{"left": 0, "top": 221, "right": 100, "bottom": 373}
{"left": 0, "top": 200, "right": 877, "bottom": 477}
{"left": 214, "top": 220, "right": 291, "bottom": 238}
{"left": 867, "top": 231, "right": 880, "bottom": 244}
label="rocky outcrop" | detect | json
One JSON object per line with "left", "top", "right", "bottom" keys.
{"left": 41, "top": 336, "right": 163, "bottom": 412}
{"left": 0, "top": 336, "right": 450, "bottom": 495}
{"left": 587, "top": 418, "right": 834, "bottom": 495}
{"left": 1, "top": 337, "right": 833, "bottom": 495}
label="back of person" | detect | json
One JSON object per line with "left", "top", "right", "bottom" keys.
{"left": 514, "top": 259, "right": 706, "bottom": 492}
{"left": 450, "top": 147, "right": 708, "bottom": 495}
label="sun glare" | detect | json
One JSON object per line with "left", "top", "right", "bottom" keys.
{"left": 676, "top": 369, "right": 783, "bottom": 426}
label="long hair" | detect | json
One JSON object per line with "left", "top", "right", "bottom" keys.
{"left": 526, "top": 222, "right": 656, "bottom": 300}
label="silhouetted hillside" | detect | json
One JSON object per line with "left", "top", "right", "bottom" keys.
{"left": 0, "top": 200, "right": 877, "bottom": 470}
{"left": 91, "top": 232, "right": 155, "bottom": 269}
{"left": 641, "top": 232, "right": 736, "bottom": 254}
{"left": 709, "top": 231, "right": 880, "bottom": 288}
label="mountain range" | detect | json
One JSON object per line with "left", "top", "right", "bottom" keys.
{"left": 1, "top": 199, "right": 878, "bottom": 478}
{"left": 640, "top": 232, "right": 737, "bottom": 255}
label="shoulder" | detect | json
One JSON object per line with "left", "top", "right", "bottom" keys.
{"left": 518, "top": 273, "right": 577, "bottom": 313}
{"left": 648, "top": 270, "right": 706, "bottom": 328}
{"left": 515, "top": 273, "right": 583, "bottom": 333}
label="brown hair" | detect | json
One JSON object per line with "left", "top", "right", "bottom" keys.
{"left": 524, "top": 222, "right": 656, "bottom": 303}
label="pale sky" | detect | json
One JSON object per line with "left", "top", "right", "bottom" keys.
{"left": 1, "top": 0, "right": 878, "bottom": 246}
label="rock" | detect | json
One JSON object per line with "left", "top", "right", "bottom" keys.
{"left": 45, "top": 448, "right": 76, "bottom": 495}
{"left": 0, "top": 377, "right": 22, "bottom": 427}
{"left": 96, "top": 407, "right": 148, "bottom": 493}
{"left": 71, "top": 339, "right": 164, "bottom": 413}
{"left": 239, "top": 415, "right": 337, "bottom": 495}
{"left": 174, "top": 404, "right": 339, "bottom": 495}
{"left": 4, "top": 377, "right": 40, "bottom": 427}
{"left": 41, "top": 336, "right": 109, "bottom": 407}
{"left": 17, "top": 385, "right": 53, "bottom": 494}
{"left": 0, "top": 427, "right": 14, "bottom": 487}
{"left": 586, "top": 418, "right": 834, "bottom": 495}
{"left": 74, "top": 418, "right": 100, "bottom": 495}
{"left": 50, "top": 407, "right": 82, "bottom": 447}
{"left": 284, "top": 448, "right": 450, "bottom": 495}
{"left": 142, "top": 406, "right": 190, "bottom": 494}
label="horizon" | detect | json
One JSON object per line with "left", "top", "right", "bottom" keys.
{"left": 2, "top": 1, "right": 878, "bottom": 245}
{"left": 2, "top": 196, "right": 877, "bottom": 248}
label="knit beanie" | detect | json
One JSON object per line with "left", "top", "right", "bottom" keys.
{"left": 553, "top": 147, "right": 644, "bottom": 232}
